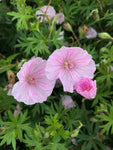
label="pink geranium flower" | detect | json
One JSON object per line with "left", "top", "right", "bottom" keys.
{"left": 56, "top": 13, "right": 65, "bottom": 24}
{"left": 14, "top": 104, "right": 22, "bottom": 116}
{"left": 12, "top": 58, "right": 55, "bottom": 105}
{"left": 61, "top": 95, "right": 75, "bottom": 109}
{"left": 36, "top": 5, "right": 56, "bottom": 22}
{"left": 56, "top": 31, "right": 64, "bottom": 40}
{"left": 79, "top": 26, "right": 97, "bottom": 39}
{"left": 86, "top": 27, "right": 97, "bottom": 39}
{"left": 4, "top": 83, "right": 13, "bottom": 96}
{"left": 72, "top": 139, "right": 78, "bottom": 146}
{"left": 74, "top": 78, "right": 97, "bottom": 99}
{"left": 46, "top": 46, "right": 96, "bottom": 93}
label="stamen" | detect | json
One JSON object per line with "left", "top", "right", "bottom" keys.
{"left": 26, "top": 76, "right": 36, "bottom": 84}
{"left": 64, "top": 60, "right": 74, "bottom": 70}
{"left": 86, "top": 86, "right": 92, "bottom": 91}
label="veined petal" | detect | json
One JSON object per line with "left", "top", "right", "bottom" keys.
{"left": 28, "top": 84, "right": 47, "bottom": 103}
{"left": 12, "top": 57, "right": 55, "bottom": 105}
{"left": 12, "top": 82, "right": 35, "bottom": 105}
{"left": 75, "top": 60, "right": 96, "bottom": 79}
{"left": 73, "top": 49, "right": 92, "bottom": 66}
{"left": 59, "top": 71, "right": 74, "bottom": 93}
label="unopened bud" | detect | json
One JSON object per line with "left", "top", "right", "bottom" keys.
{"left": 93, "top": 13, "right": 100, "bottom": 20}
{"left": 90, "top": 117, "right": 98, "bottom": 122}
{"left": 99, "top": 133, "right": 104, "bottom": 140}
{"left": 71, "top": 128, "right": 79, "bottom": 137}
{"left": 18, "top": 59, "right": 27, "bottom": 69}
{"left": 64, "top": 23, "right": 73, "bottom": 32}
{"left": 90, "top": 9, "right": 100, "bottom": 21}
{"left": 71, "top": 121, "right": 83, "bottom": 138}
{"left": 44, "top": 132, "right": 50, "bottom": 138}
{"left": 98, "top": 32, "right": 112, "bottom": 39}
{"left": 61, "top": 4, "right": 64, "bottom": 9}
{"left": 100, "top": 47, "right": 108, "bottom": 53}
{"left": 78, "top": 26, "right": 87, "bottom": 39}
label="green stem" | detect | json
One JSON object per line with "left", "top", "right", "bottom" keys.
{"left": 49, "top": 21, "right": 55, "bottom": 39}
{"left": 43, "top": 0, "right": 51, "bottom": 22}
{"left": 88, "top": 13, "right": 113, "bottom": 27}
{"left": 82, "top": 98, "right": 87, "bottom": 111}
{"left": 72, "top": 31, "right": 81, "bottom": 46}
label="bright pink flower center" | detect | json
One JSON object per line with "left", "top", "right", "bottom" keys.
{"left": 81, "top": 83, "right": 92, "bottom": 91}
{"left": 26, "top": 75, "right": 36, "bottom": 84}
{"left": 64, "top": 60, "right": 74, "bottom": 70}
{"left": 86, "top": 86, "right": 92, "bottom": 91}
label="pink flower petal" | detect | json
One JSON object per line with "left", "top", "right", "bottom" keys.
{"left": 56, "top": 13, "right": 65, "bottom": 24}
{"left": 12, "top": 82, "right": 34, "bottom": 105}
{"left": 86, "top": 27, "right": 97, "bottom": 39}
{"left": 60, "top": 71, "right": 74, "bottom": 92}
{"left": 36, "top": 5, "right": 56, "bottom": 22}
{"left": 61, "top": 95, "right": 75, "bottom": 109}
{"left": 46, "top": 46, "right": 96, "bottom": 92}
{"left": 75, "top": 60, "right": 96, "bottom": 79}
{"left": 12, "top": 58, "right": 55, "bottom": 105}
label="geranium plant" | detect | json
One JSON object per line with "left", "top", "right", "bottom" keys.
{"left": 0, "top": 0, "right": 113, "bottom": 150}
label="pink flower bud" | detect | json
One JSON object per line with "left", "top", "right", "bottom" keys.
{"left": 74, "top": 78, "right": 97, "bottom": 99}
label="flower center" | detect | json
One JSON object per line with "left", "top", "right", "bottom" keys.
{"left": 64, "top": 60, "right": 74, "bottom": 70}
{"left": 86, "top": 86, "right": 92, "bottom": 91}
{"left": 26, "top": 75, "right": 36, "bottom": 84}
{"left": 81, "top": 83, "right": 92, "bottom": 92}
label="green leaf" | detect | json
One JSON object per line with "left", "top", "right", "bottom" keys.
{"left": 0, "top": 53, "right": 19, "bottom": 74}
{"left": 7, "top": 2, "right": 33, "bottom": 31}
{"left": 15, "top": 31, "right": 50, "bottom": 56}
{"left": 0, "top": 90, "right": 17, "bottom": 113}
{"left": 96, "top": 101, "right": 113, "bottom": 135}
{"left": 0, "top": 110, "right": 31, "bottom": 149}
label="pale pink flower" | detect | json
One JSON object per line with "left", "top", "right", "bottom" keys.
{"left": 46, "top": 46, "right": 96, "bottom": 93}
{"left": 72, "top": 139, "right": 78, "bottom": 146}
{"left": 86, "top": 27, "right": 97, "bottom": 39}
{"left": 36, "top": 5, "right": 56, "bottom": 22}
{"left": 74, "top": 78, "right": 97, "bottom": 99}
{"left": 61, "top": 95, "right": 75, "bottom": 109}
{"left": 110, "top": 66, "right": 113, "bottom": 71}
{"left": 105, "top": 146, "right": 111, "bottom": 150}
{"left": 14, "top": 104, "right": 21, "bottom": 116}
{"left": 56, "top": 31, "right": 64, "bottom": 40}
{"left": 12, "top": 58, "right": 55, "bottom": 105}
{"left": 4, "top": 83, "right": 13, "bottom": 96}
{"left": 56, "top": 13, "right": 65, "bottom": 24}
